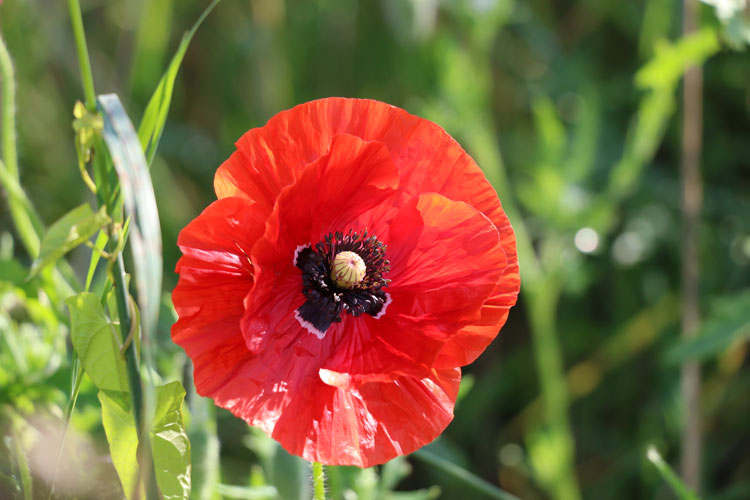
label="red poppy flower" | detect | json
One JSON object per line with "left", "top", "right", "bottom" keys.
{"left": 172, "top": 98, "right": 519, "bottom": 467}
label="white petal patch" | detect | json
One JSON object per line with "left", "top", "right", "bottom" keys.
{"left": 374, "top": 292, "right": 392, "bottom": 319}
{"left": 319, "top": 368, "right": 351, "bottom": 388}
{"left": 293, "top": 243, "right": 311, "bottom": 267}
{"left": 294, "top": 308, "right": 327, "bottom": 340}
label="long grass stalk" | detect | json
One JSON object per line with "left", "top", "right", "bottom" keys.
{"left": 66, "top": 2, "right": 158, "bottom": 497}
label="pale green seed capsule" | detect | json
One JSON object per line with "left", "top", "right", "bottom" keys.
{"left": 331, "top": 251, "right": 366, "bottom": 288}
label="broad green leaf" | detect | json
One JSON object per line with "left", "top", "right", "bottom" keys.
{"left": 137, "top": 0, "right": 222, "bottom": 165}
{"left": 99, "top": 390, "right": 142, "bottom": 500}
{"left": 29, "top": 204, "right": 109, "bottom": 278}
{"left": 151, "top": 381, "right": 191, "bottom": 500}
{"left": 0, "top": 258, "right": 27, "bottom": 285}
{"left": 667, "top": 291, "right": 750, "bottom": 363}
{"left": 100, "top": 382, "right": 191, "bottom": 500}
{"left": 98, "top": 94, "right": 162, "bottom": 345}
{"left": 65, "top": 292, "right": 128, "bottom": 392}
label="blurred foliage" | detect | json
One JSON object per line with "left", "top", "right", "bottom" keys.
{"left": 1, "top": 0, "right": 750, "bottom": 499}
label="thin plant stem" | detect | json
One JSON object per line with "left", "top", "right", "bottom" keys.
{"left": 10, "top": 426, "right": 32, "bottom": 500}
{"left": 526, "top": 279, "right": 582, "bottom": 500}
{"left": 680, "top": 0, "right": 703, "bottom": 491}
{"left": 47, "top": 359, "right": 84, "bottom": 500}
{"left": 0, "top": 32, "right": 19, "bottom": 180}
{"left": 0, "top": 36, "right": 81, "bottom": 297}
{"left": 0, "top": 35, "right": 43, "bottom": 257}
{"left": 66, "top": 2, "right": 158, "bottom": 498}
{"left": 312, "top": 462, "right": 326, "bottom": 500}
{"left": 67, "top": 0, "right": 96, "bottom": 110}
{"left": 647, "top": 446, "right": 701, "bottom": 500}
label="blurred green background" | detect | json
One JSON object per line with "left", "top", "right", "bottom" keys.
{"left": 1, "top": 1, "right": 749, "bottom": 499}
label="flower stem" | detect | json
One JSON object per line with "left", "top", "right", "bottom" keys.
{"left": 312, "top": 462, "right": 326, "bottom": 500}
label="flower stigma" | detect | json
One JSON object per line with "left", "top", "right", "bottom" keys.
{"left": 295, "top": 229, "right": 391, "bottom": 335}
{"left": 331, "top": 251, "right": 366, "bottom": 288}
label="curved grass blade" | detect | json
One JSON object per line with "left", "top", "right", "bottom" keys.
{"left": 411, "top": 448, "right": 521, "bottom": 500}
{"left": 97, "top": 93, "right": 162, "bottom": 345}
{"left": 138, "top": 0, "right": 222, "bottom": 165}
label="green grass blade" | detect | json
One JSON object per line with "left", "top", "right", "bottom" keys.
{"left": 411, "top": 448, "right": 521, "bottom": 500}
{"left": 85, "top": 230, "right": 109, "bottom": 292}
{"left": 138, "top": 0, "right": 222, "bottom": 165}
{"left": 97, "top": 93, "right": 162, "bottom": 344}
{"left": 646, "top": 446, "right": 701, "bottom": 500}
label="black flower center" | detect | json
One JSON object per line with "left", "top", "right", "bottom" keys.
{"left": 295, "top": 229, "right": 390, "bottom": 336}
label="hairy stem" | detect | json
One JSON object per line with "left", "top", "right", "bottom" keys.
{"left": 312, "top": 462, "right": 326, "bottom": 500}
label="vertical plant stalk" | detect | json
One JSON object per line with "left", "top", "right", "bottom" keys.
{"left": 0, "top": 32, "right": 18, "bottom": 180}
{"left": 67, "top": 1, "right": 158, "bottom": 497}
{"left": 67, "top": 0, "right": 96, "bottom": 111}
{"left": 312, "top": 462, "right": 326, "bottom": 500}
{"left": 680, "top": 0, "right": 703, "bottom": 491}
{"left": 0, "top": 34, "right": 43, "bottom": 257}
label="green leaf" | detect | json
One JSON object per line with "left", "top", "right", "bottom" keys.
{"left": 65, "top": 292, "right": 128, "bottom": 392}
{"left": 99, "top": 390, "right": 142, "bottom": 500}
{"left": 28, "top": 203, "right": 109, "bottom": 278}
{"left": 98, "top": 94, "right": 162, "bottom": 343}
{"left": 646, "top": 446, "right": 701, "bottom": 500}
{"left": 667, "top": 291, "right": 750, "bottom": 363}
{"left": 137, "top": 0, "right": 222, "bottom": 166}
{"left": 99, "top": 382, "right": 191, "bottom": 500}
{"left": 151, "top": 381, "right": 192, "bottom": 500}
{"left": 0, "top": 258, "right": 27, "bottom": 285}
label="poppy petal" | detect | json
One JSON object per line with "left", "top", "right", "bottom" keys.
{"left": 241, "top": 132, "right": 400, "bottom": 350}
{"left": 214, "top": 98, "right": 519, "bottom": 368}
{"left": 319, "top": 193, "right": 506, "bottom": 382}
{"left": 171, "top": 197, "right": 265, "bottom": 395}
